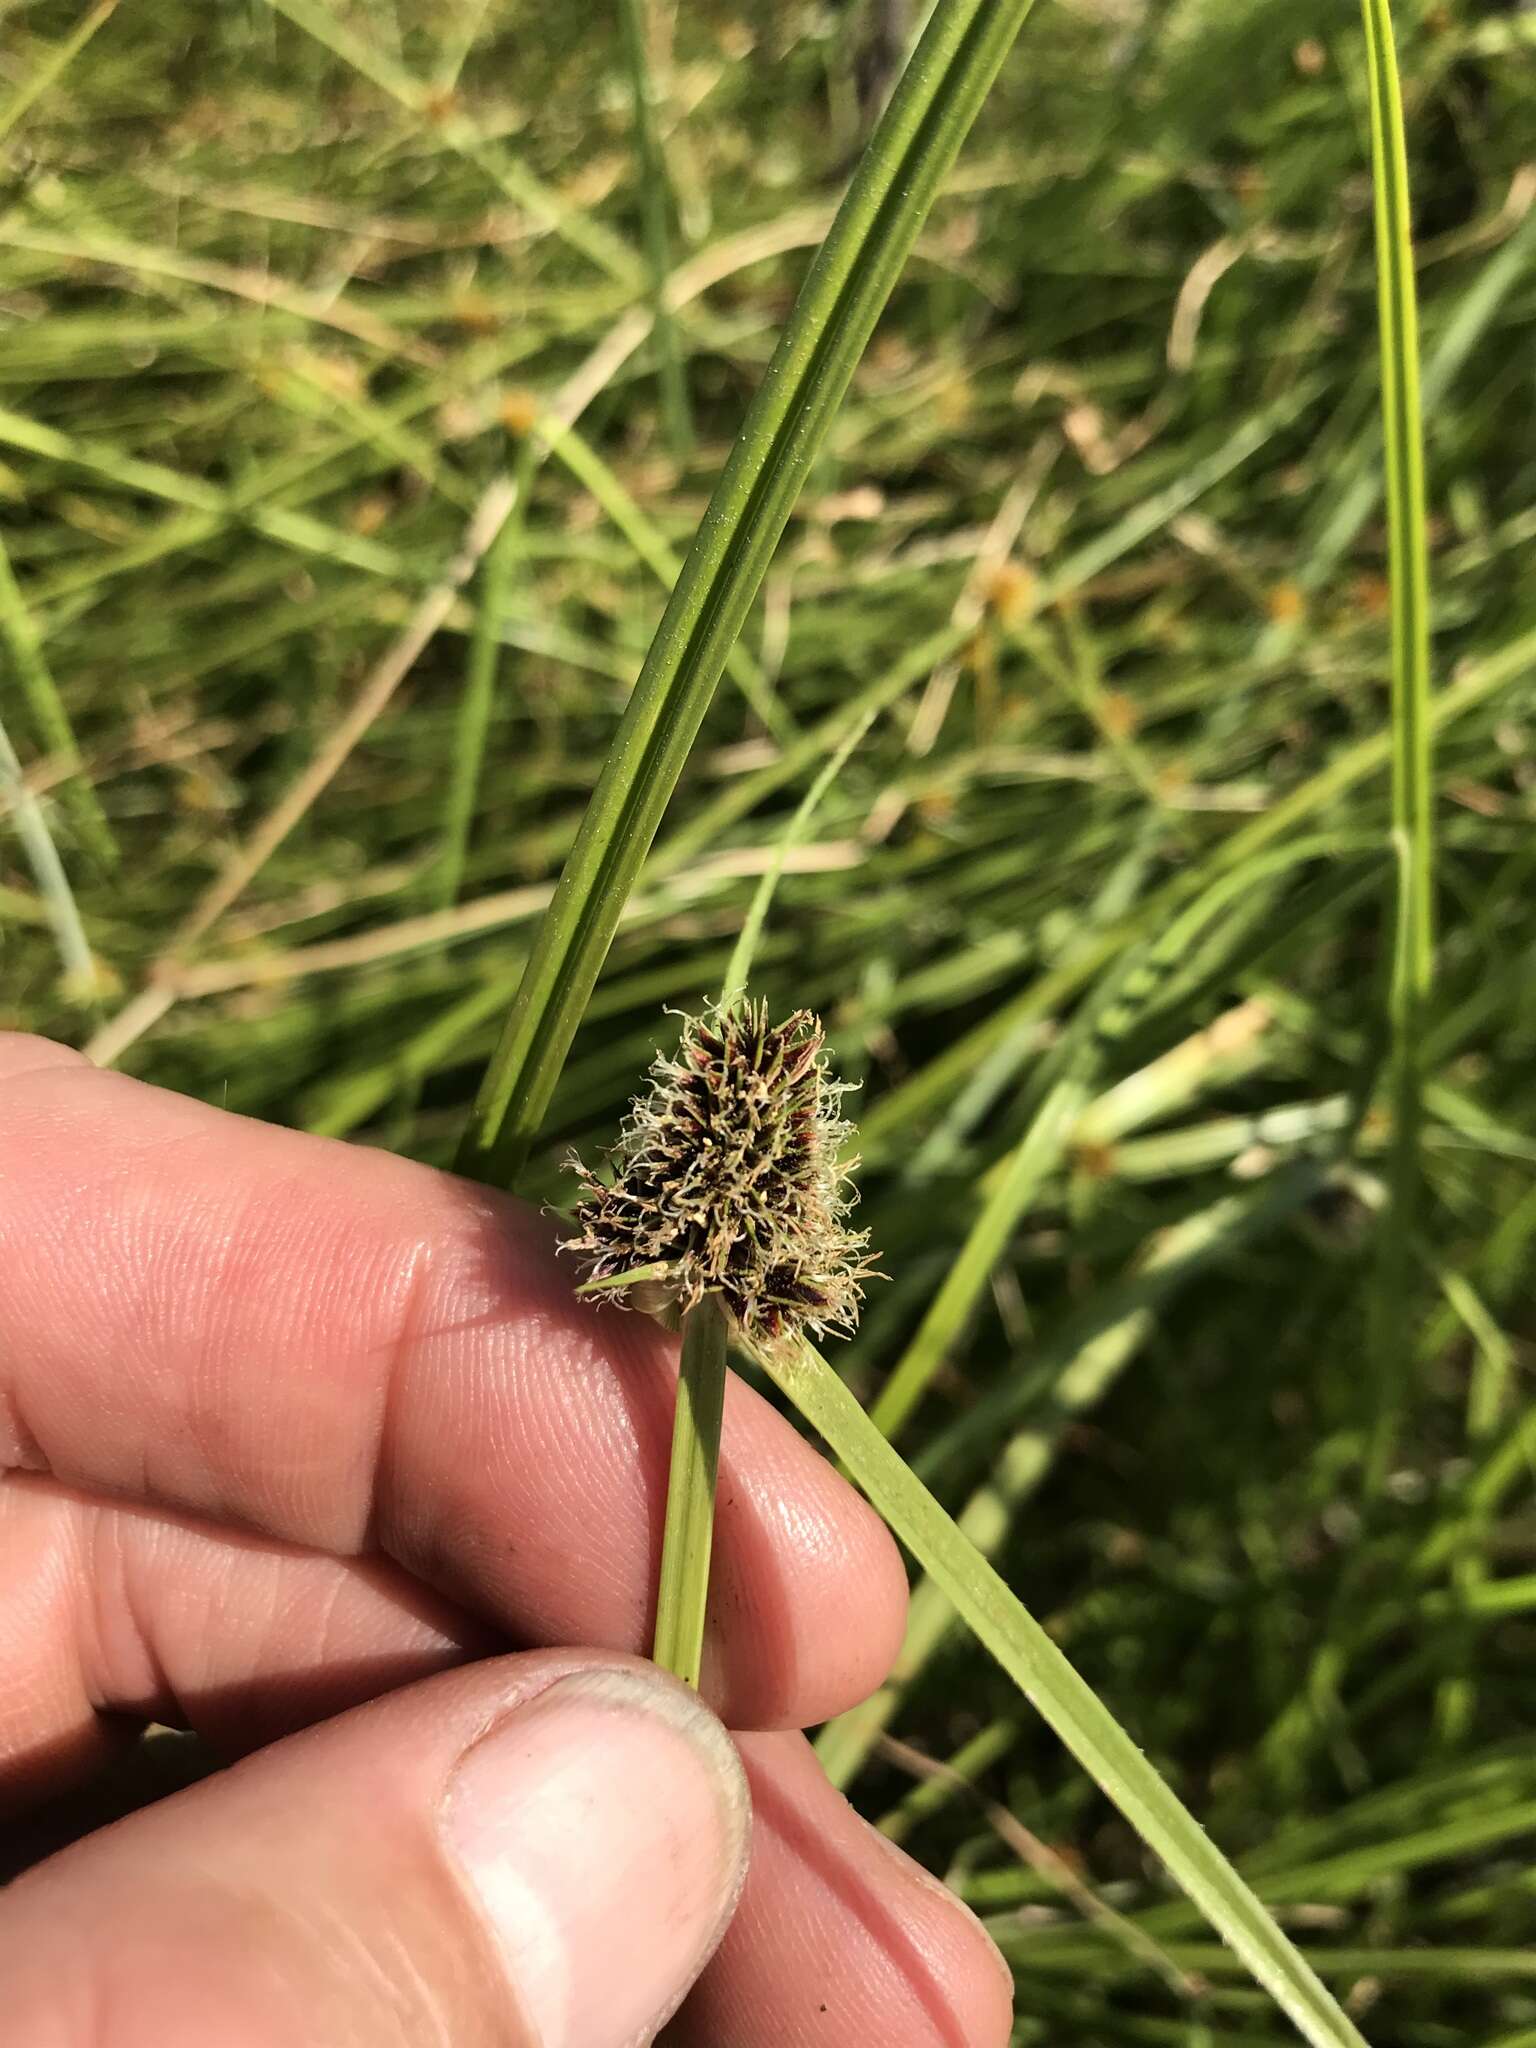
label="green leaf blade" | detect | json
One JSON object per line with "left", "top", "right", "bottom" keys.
{"left": 760, "top": 1337, "right": 1372, "bottom": 2048}
{"left": 457, "top": 0, "right": 1042, "bottom": 1187}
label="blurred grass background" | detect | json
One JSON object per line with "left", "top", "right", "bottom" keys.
{"left": 5, "top": 0, "right": 1536, "bottom": 2039}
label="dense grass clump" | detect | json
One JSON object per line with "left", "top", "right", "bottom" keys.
{"left": 5, "top": 2, "right": 1536, "bottom": 2040}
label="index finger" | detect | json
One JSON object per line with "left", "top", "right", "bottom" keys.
{"left": 0, "top": 1036, "right": 906, "bottom": 1730}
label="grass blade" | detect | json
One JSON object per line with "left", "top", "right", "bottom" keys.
{"left": 868, "top": 1074, "right": 1087, "bottom": 1442}
{"left": 856, "top": 601, "right": 1536, "bottom": 1158}
{"left": 651, "top": 1294, "right": 729, "bottom": 1687}
{"left": 755, "top": 1335, "right": 1371, "bottom": 2048}
{"left": 1359, "top": 0, "right": 1434, "bottom": 1491}
{"left": 0, "top": 706, "right": 97, "bottom": 996}
{"left": 0, "top": 534, "right": 115, "bottom": 869}
{"left": 261, "top": 0, "right": 638, "bottom": 285}
{"left": 818, "top": 1167, "right": 1329, "bottom": 1789}
{"left": 617, "top": 0, "right": 693, "bottom": 455}
{"left": 433, "top": 448, "right": 534, "bottom": 915}
{"left": 525, "top": 404, "right": 790, "bottom": 739}
{"left": 457, "top": 0, "right": 1042, "bottom": 1187}
{"left": 866, "top": 836, "right": 1347, "bottom": 1442}
{"left": 0, "top": 0, "right": 119, "bottom": 149}
{"left": 720, "top": 708, "right": 875, "bottom": 1007}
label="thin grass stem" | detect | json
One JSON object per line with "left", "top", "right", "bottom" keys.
{"left": 868, "top": 1074, "right": 1087, "bottom": 1442}
{"left": 0, "top": 0, "right": 119, "bottom": 148}
{"left": 720, "top": 708, "right": 876, "bottom": 1007}
{"left": 434, "top": 445, "right": 534, "bottom": 914}
{"left": 618, "top": 0, "right": 693, "bottom": 456}
{"left": 528, "top": 407, "right": 788, "bottom": 738}
{"left": 260, "top": 0, "right": 640, "bottom": 285}
{"left": 651, "top": 1293, "right": 730, "bottom": 1687}
{"left": 0, "top": 707, "right": 97, "bottom": 996}
{"left": 818, "top": 1164, "right": 1330, "bottom": 1790}
{"left": 1358, "top": 0, "right": 1434, "bottom": 1494}
{"left": 0, "top": 534, "right": 115, "bottom": 869}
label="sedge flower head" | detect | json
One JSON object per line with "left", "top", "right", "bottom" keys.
{"left": 568, "top": 1002, "right": 875, "bottom": 1344}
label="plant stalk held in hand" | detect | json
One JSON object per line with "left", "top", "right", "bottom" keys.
{"left": 569, "top": 1002, "right": 875, "bottom": 1683}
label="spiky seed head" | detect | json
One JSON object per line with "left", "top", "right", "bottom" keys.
{"left": 567, "top": 1001, "right": 876, "bottom": 1344}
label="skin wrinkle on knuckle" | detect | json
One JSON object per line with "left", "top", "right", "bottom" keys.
{"left": 291, "top": 1563, "right": 359, "bottom": 1685}
{"left": 356, "top": 1230, "right": 440, "bottom": 1560}
{"left": 2, "top": 1058, "right": 430, "bottom": 1556}
{"left": 187, "top": 1532, "right": 289, "bottom": 1706}
{"left": 84, "top": 1504, "right": 217, "bottom": 1727}
{"left": 154, "top": 1174, "right": 430, "bottom": 1553}
{"left": 183, "top": 1172, "right": 372, "bottom": 1543}
{"left": 167, "top": 1174, "right": 290, "bottom": 1521}
{"left": 6, "top": 1122, "right": 234, "bottom": 1504}
{"left": 383, "top": 1206, "right": 588, "bottom": 1521}
{"left": 80, "top": 1508, "right": 142, "bottom": 1714}
{"left": 0, "top": 1378, "right": 50, "bottom": 1475}
{"left": 366, "top": 1217, "right": 526, "bottom": 1589}
{"left": 0, "top": 1483, "right": 88, "bottom": 1772}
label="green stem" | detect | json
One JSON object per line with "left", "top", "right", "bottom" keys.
{"left": 0, "top": 0, "right": 118, "bottom": 148}
{"left": 0, "top": 533, "right": 116, "bottom": 870}
{"left": 868, "top": 1074, "right": 1087, "bottom": 1443}
{"left": 652, "top": 1294, "right": 730, "bottom": 1687}
{"left": 819, "top": 1164, "right": 1330, "bottom": 1791}
{"left": 435, "top": 448, "right": 533, "bottom": 913}
{"left": 1358, "top": 0, "right": 1433, "bottom": 1496}
{"left": 719, "top": 707, "right": 876, "bottom": 1008}
{"left": 457, "top": 0, "right": 1041, "bottom": 1190}
{"left": 0, "top": 705, "right": 97, "bottom": 996}
{"left": 617, "top": 0, "right": 693, "bottom": 456}
{"left": 753, "top": 1335, "right": 1370, "bottom": 2048}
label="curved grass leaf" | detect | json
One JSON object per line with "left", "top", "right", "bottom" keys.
{"left": 756, "top": 1334, "right": 1371, "bottom": 2048}
{"left": 457, "top": 0, "right": 1043, "bottom": 1186}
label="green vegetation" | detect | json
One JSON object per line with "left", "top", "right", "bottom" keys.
{"left": 5, "top": 2, "right": 1536, "bottom": 2041}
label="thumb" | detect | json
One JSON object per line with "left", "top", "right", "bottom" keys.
{"left": 1, "top": 1652, "right": 750, "bottom": 2048}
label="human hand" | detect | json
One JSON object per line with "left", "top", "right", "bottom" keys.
{"left": 0, "top": 1035, "right": 1012, "bottom": 2046}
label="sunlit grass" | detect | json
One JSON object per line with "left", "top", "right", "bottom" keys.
{"left": 4, "top": 0, "right": 1534, "bottom": 2038}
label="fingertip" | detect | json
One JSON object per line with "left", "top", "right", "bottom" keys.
{"left": 672, "top": 1730, "right": 1015, "bottom": 2048}
{"left": 824, "top": 1483, "right": 911, "bottom": 1706}
{"left": 867, "top": 1825, "right": 1018, "bottom": 2048}
{"left": 0, "top": 1033, "right": 90, "bottom": 1087}
{"left": 445, "top": 1664, "right": 751, "bottom": 2047}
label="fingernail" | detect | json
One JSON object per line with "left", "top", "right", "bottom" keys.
{"left": 443, "top": 1667, "right": 750, "bottom": 2048}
